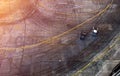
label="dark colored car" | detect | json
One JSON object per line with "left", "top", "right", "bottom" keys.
{"left": 80, "top": 32, "right": 87, "bottom": 40}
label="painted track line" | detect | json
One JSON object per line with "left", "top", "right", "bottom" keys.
{"left": 0, "top": 0, "right": 113, "bottom": 50}
{"left": 72, "top": 34, "right": 120, "bottom": 76}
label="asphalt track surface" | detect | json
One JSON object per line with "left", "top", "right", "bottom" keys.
{"left": 0, "top": 0, "right": 119, "bottom": 76}
{"left": 38, "top": 1, "right": 104, "bottom": 16}
{"left": 0, "top": 0, "right": 38, "bottom": 25}
{"left": 72, "top": 33, "right": 120, "bottom": 76}
{"left": 0, "top": 0, "right": 113, "bottom": 51}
